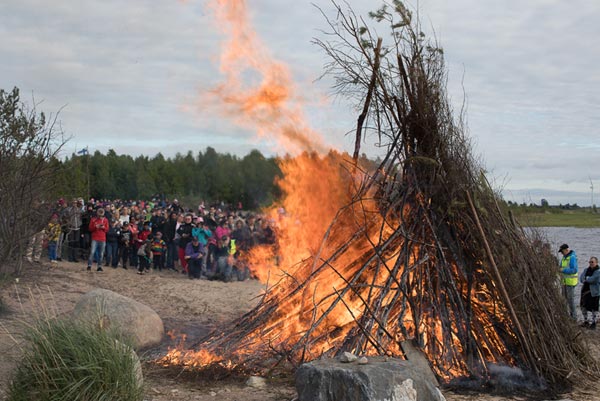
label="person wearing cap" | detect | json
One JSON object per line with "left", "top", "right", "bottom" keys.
{"left": 558, "top": 243, "right": 578, "bottom": 319}
{"left": 185, "top": 235, "right": 206, "bottom": 279}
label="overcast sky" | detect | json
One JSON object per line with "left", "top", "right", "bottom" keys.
{"left": 1, "top": 0, "right": 599, "bottom": 205}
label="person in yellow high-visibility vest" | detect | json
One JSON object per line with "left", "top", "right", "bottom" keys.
{"left": 558, "top": 243, "right": 579, "bottom": 319}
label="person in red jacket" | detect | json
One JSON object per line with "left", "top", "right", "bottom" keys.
{"left": 88, "top": 208, "right": 109, "bottom": 272}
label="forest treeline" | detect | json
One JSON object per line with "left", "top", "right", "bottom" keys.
{"left": 57, "top": 147, "right": 282, "bottom": 208}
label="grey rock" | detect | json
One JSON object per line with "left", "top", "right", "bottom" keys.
{"left": 296, "top": 356, "right": 445, "bottom": 401}
{"left": 393, "top": 379, "right": 417, "bottom": 401}
{"left": 339, "top": 351, "right": 358, "bottom": 363}
{"left": 246, "top": 376, "right": 267, "bottom": 388}
{"left": 401, "top": 341, "right": 439, "bottom": 387}
{"left": 357, "top": 356, "right": 369, "bottom": 365}
{"left": 73, "top": 288, "right": 164, "bottom": 349}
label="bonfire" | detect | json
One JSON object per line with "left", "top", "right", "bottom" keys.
{"left": 162, "top": 0, "right": 598, "bottom": 390}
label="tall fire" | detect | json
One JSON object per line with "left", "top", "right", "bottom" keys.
{"left": 163, "top": 0, "right": 597, "bottom": 388}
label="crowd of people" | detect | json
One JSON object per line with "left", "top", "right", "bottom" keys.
{"left": 26, "top": 198, "right": 600, "bottom": 327}
{"left": 25, "top": 197, "right": 277, "bottom": 282}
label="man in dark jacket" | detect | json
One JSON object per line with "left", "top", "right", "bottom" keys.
{"left": 176, "top": 213, "right": 195, "bottom": 274}
{"left": 163, "top": 211, "right": 178, "bottom": 270}
{"left": 105, "top": 219, "right": 121, "bottom": 267}
{"left": 80, "top": 204, "right": 94, "bottom": 260}
{"left": 64, "top": 199, "right": 83, "bottom": 262}
{"left": 150, "top": 208, "right": 166, "bottom": 235}
{"left": 185, "top": 235, "right": 206, "bottom": 279}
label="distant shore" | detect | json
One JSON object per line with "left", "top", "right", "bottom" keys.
{"left": 511, "top": 209, "right": 600, "bottom": 228}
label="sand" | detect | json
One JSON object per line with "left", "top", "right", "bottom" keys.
{"left": 1, "top": 260, "right": 599, "bottom": 400}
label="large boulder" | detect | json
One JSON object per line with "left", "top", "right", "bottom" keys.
{"left": 73, "top": 288, "right": 164, "bottom": 350}
{"left": 295, "top": 356, "right": 445, "bottom": 401}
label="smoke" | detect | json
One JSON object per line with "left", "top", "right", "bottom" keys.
{"left": 449, "top": 363, "right": 548, "bottom": 393}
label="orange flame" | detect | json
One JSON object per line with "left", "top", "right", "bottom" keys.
{"left": 206, "top": 0, "right": 327, "bottom": 154}
{"left": 164, "top": 0, "right": 348, "bottom": 370}
{"left": 161, "top": 0, "right": 520, "bottom": 382}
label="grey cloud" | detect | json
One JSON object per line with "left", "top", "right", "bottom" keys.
{"left": 1, "top": 0, "right": 599, "bottom": 204}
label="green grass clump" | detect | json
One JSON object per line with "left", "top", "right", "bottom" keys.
{"left": 8, "top": 317, "right": 144, "bottom": 401}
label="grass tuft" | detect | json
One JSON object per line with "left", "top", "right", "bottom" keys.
{"left": 8, "top": 316, "right": 144, "bottom": 401}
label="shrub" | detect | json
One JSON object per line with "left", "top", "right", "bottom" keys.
{"left": 0, "top": 87, "right": 66, "bottom": 275}
{"left": 8, "top": 317, "right": 143, "bottom": 401}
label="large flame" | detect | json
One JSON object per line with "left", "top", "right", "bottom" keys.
{"left": 206, "top": 0, "right": 327, "bottom": 154}
{"left": 163, "top": 0, "right": 519, "bottom": 382}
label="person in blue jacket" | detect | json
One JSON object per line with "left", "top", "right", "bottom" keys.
{"left": 558, "top": 243, "right": 578, "bottom": 320}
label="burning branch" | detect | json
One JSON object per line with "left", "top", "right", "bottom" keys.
{"left": 162, "top": 0, "right": 599, "bottom": 391}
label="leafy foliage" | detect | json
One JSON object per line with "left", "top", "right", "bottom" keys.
{"left": 0, "top": 87, "right": 65, "bottom": 274}
{"left": 59, "top": 147, "right": 282, "bottom": 208}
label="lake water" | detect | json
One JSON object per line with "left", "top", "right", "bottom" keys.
{"left": 538, "top": 227, "right": 600, "bottom": 273}
{"left": 534, "top": 227, "right": 600, "bottom": 316}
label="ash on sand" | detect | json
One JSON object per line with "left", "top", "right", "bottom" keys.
{"left": 448, "top": 363, "right": 548, "bottom": 396}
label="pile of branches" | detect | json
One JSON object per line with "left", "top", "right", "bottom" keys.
{"left": 178, "top": 1, "right": 597, "bottom": 389}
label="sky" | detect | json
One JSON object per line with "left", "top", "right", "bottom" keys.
{"left": 1, "top": 0, "right": 599, "bottom": 206}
